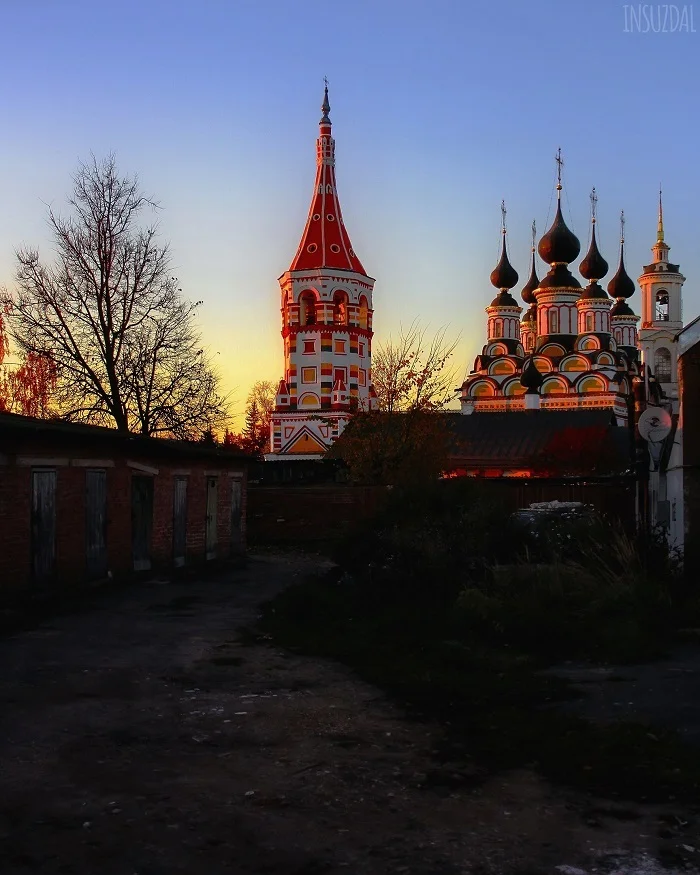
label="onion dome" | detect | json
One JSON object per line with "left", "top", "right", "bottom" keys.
{"left": 610, "top": 298, "right": 635, "bottom": 317}
{"left": 538, "top": 201, "right": 581, "bottom": 265}
{"left": 538, "top": 262, "right": 581, "bottom": 290}
{"left": 521, "top": 254, "right": 539, "bottom": 304}
{"left": 580, "top": 225, "right": 608, "bottom": 281}
{"left": 607, "top": 240, "right": 635, "bottom": 299}
{"left": 490, "top": 290, "right": 519, "bottom": 307}
{"left": 520, "top": 355, "right": 544, "bottom": 392}
{"left": 538, "top": 154, "right": 580, "bottom": 265}
{"left": 490, "top": 202, "right": 519, "bottom": 291}
{"left": 579, "top": 281, "right": 609, "bottom": 300}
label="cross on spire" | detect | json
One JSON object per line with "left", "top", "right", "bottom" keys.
{"left": 620, "top": 209, "right": 626, "bottom": 244}
{"left": 501, "top": 199, "right": 507, "bottom": 235}
{"left": 555, "top": 147, "right": 564, "bottom": 196}
{"left": 590, "top": 187, "right": 598, "bottom": 223}
{"left": 657, "top": 184, "right": 665, "bottom": 242}
{"left": 531, "top": 219, "right": 537, "bottom": 251}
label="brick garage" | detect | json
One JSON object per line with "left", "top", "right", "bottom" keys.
{"left": 0, "top": 412, "right": 249, "bottom": 596}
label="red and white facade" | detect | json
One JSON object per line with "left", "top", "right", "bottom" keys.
{"left": 267, "top": 87, "right": 376, "bottom": 458}
{"left": 460, "top": 183, "right": 642, "bottom": 426}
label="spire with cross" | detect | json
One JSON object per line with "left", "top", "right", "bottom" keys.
{"left": 555, "top": 147, "right": 564, "bottom": 196}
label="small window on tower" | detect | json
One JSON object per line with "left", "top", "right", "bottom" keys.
{"left": 334, "top": 339, "right": 346, "bottom": 354}
{"left": 359, "top": 342, "right": 365, "bottom": 357}
{"left": 358, "top": 296, "right": 369, "bottom": 329}
{"left": 359, "top": 369, "right": 367, "bottom": 386}
{"left": 493, "top": 321, "right": 503, "bottom": 338}
{"left": 526, "top": 334, "right": 534, "bottom": 350}
{"left": 300, "top": 291, "right": 316, "bottom": 325}
{"left": 586, "top": 313, "right": 594, "bottom": 332}
{"left": 301, "top": 367, "right": 317, "bottom": 384}
{"left": 333, "top": 291, "right": 348, "bottom": 324}
{"left": 655, "top": 290, "right": 669, "bottom": 321}
{"left": 654, "top": 347, "right": 672, "bottom": 382}
{"left": 549, "top": 309, "right": 559, "bottom": 334}
{"left": 303, "top": 339, "right": 316, "bottom": 355}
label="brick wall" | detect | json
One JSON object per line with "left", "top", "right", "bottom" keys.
{"left": 0, "top": 416, "right": 249, "bottom": 597}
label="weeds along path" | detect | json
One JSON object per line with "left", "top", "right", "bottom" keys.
{"left": 0, "top": 553, "right": 697, "bottom": 875}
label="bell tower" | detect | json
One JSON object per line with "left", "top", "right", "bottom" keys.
{"left": 267, "top": 84, "right": 376, "bottom": 458}
{"left": 638, "top": 190, "right": 684, "bottom": 405}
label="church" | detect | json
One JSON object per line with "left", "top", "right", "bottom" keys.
{"left": 458, "top": 160, "right": 683, "bottom": 423}
{"left": 267, "top": 89, "right": 684, "bottom": 462}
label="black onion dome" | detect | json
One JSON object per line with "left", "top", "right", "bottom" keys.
{"left": 538, "top": 263, "right": 582, "bottom": 290}
{"left": 610, "top": 298, "right": 635, "bottom": 317}
{"left": 579, "top": 224, "right": 609, "bottom": 281}
{"left": 520, "top": 355, "right": 544, "bottom": 391}
{"left": 489, "top": 289, "right": 519, "bottom": 307}
{"left": 490, "top": 237, "right": 519, "bottom": 290}
{"left": 521, "top": 251, "right": 540, "bottom": 304}
{"left": 607, "top": 242, "right": 635, "bottom": 299}
{"left": 538, "top": 201, "right": 581, "bottom": 265}
{"left": 579, "top": 281, "right": 609, "bottom": 301}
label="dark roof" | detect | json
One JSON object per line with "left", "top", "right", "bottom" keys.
{"left": 0, "top": 411, "right": 252, "bottom": 464}
{"left": 642, "top": 262, "right": 680, "bottom": 274}
{"left": 446, "top": 409, "right": 632, "bottom": 475}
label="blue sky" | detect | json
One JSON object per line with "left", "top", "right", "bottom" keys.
{"left": 1, "top": 0, "right": 697, "bottom": 422}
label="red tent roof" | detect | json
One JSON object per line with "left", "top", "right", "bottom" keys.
{"left": 288, "top": 86, "right": 367, "bottom": 276}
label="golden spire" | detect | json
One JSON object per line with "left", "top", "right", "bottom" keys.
{"left": 657, "top": 185, "right": 665, "bottom": 242}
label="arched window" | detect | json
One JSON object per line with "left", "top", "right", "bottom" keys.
{"left": 549, "top": 309, "right": 559, "bottom": 334}
{"left": 333, "top": 291, "right": 348, "bottom": 325}
{"left": 655, "top": 290, "right": 669, "bottom": 321}
{"left": 358, "top": 296, "right": 369, "bottom": 329}
{"left": 586, "top": 312, "right": 595, "bottom": 332}
{"left": 299, "top": 291, "right": 316, "bottom": 325}
{"left": 654, "top": 347, "right": 672, "bottom": 382}
{"left": 526, "top": 334, "right": 534, "bottom": 350}
{"left": 493, "top": 320, "right": 502, "bottom": 338}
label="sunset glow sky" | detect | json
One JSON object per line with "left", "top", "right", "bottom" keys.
{"left": 1, "top": 0, "right": 698, "bottom": 424}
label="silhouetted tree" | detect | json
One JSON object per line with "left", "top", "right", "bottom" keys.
{"left": 4, "top": 155, "right": 229, "bottom": 438}
{"left": 372, "top": 322, "right": 459, "bottom": 412}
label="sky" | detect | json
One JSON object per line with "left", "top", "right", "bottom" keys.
{"left": 1, "top": 0, "right": 698, "bottom": 425}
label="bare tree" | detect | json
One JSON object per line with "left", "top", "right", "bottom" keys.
{"left": 371, "top": 322, "right": 459, "bottom": 412}
{"left": 5, "top": 155, "right": 229, "bottom": 438}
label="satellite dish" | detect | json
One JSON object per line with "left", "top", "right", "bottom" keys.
{"left": 638, "top": 406, "right": 672, "bottom": 443}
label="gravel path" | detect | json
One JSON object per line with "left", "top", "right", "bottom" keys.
{"left": 0, "top": 553, "right": 698, "bottom": 875}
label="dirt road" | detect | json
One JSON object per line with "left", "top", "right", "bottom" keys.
{"left": 0, "top": 554, "right": 697, "bottom": 874}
